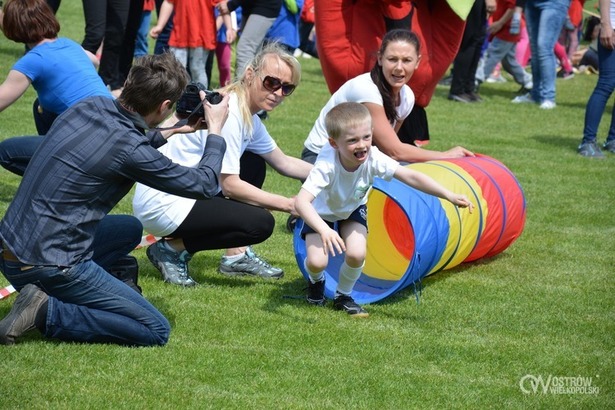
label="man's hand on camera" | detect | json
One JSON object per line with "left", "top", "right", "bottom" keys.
{"left": 202, "top": 91, "right": 229, "bottom": 135}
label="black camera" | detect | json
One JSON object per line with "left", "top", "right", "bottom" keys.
{"left": 176, "top": 82, "right": 223, "bottom": 119}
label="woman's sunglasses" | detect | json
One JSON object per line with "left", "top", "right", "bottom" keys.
{"left": 261, "top": 75, "right": 296, "bottom": 96}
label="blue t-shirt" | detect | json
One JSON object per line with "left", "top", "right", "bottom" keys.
{"left": 12, "top": 37, "right": 111, "bottom": 114}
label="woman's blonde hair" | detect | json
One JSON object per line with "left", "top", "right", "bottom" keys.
{"left": 221, "top": 42, "right": 301, "bottom": 133}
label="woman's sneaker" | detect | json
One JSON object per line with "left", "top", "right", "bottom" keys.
{"left": 539, "top": 100, "right": 556, "bottom": 110}
{"left": 603, "top": 140, "right": 615, "bottom": 153}
{"left": 218, "top": 247, "right": 284, "bottom": 279}
{"left": 511, "top": 93, "right": 536, "bottom": 104}
{"left": 578, "top": 141, "right": 605, "bottom": 158}
{"left": 146, "top": 241, "right": 196, "bottom": 286}
{"left": 332, "top": 293, "right": 369, "bottom": 317}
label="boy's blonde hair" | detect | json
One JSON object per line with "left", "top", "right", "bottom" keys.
{"left": 325, "top": 102, "right": 372, "bottom": 140}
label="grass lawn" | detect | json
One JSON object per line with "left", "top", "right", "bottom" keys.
{"left": 0, "top": 2, "right": 613, "bottom": 409}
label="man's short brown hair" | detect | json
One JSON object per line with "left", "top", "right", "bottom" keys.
{"left": 119, "top": 53, "right": 190, "bottom": 117}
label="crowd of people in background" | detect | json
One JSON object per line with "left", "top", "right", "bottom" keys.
{"left": 442, "top": 0, "right": 613, "bottom": 159}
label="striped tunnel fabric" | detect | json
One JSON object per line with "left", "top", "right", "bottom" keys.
{"left": 293, "top": 154, "right": 526, "bottom": 304}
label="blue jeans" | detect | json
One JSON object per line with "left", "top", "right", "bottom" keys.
{"left": 525, "top": 0, "right": 570, "bottom": 103}
{"left": 134, "top": 10, "right": 151, "bottom": 57}
{"left": 0, "top": 215, "right": 169, "bottom": 346}
{"left": 170, "top": 47, "right": 211, "bottom": 89}
{"left": 0, "top": 136, "right": 42, "bottom": 176}
{"left": 583, "top": 40, "right": 615, "bottom": 144}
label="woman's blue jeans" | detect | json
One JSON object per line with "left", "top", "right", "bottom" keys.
{"left": 0, "top": 136, "right": 42, "bottom": 176}
{"left": 525, "top": 0, "right": 570, "bottom": 103}
{"left": 583, "top": 40, "right": 615, "bottom": 144}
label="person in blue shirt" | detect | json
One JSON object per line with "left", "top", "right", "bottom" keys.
{"left": 0, "top": 0, "right": 111, "bottom": 176}
{"left": 264, "top": 0, "right": 303, "bottom": 54}
{"left": 0, "top": 0, "right": 109, "bottom": 133}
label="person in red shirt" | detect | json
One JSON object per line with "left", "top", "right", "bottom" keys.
{"left": 150, "top": 0, "right": 235, "bottom": 89}
{"left": 476, "top": 0, "right": 533, "bottom": 93}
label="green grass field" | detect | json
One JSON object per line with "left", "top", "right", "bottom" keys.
{"left": 0, "top": 2, "right": 613, "bottom": 409}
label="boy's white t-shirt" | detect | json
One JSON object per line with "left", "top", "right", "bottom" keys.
{"left": 301, "top": 144, "right": 399, "bottom": 223}
{"left": 132, "top": 93, "right": 277, "bottom": 236}
{"left": 303, "top": 72, "right": 414, "bottom": 154}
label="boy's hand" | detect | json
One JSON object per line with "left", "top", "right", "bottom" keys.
{"left": 449, "top": 194, "right": 474, "bottom": 214}
{"left": 149, "top": 26, "right": 162, "bottom": 39}
{"left": 321, "top": 228, "right": 346, "bottom": 257}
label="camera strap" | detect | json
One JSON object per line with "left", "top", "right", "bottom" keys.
{"left": 152, "top": 99, "right": 206, "bottom": 131}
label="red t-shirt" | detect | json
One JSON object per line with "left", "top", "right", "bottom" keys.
{"left": 491, "top": 0, "right": 524, "bottom": 43}
{"left": 168, "top": 0, "right": 219, "bottom": 49}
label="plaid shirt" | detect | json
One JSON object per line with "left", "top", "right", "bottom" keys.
{"left": 0, "top": 96, "right": 225, "bottom": 266}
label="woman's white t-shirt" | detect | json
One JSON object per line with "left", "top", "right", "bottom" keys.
{"left": 132, "top": 93, "right": 277, "bottom": 236}
{"left": 303, "top": 72, "right": 414, "bottom": 154}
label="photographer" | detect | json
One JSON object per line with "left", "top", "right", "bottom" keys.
{"left": 0, "top": 53, "right": 230, "bottom": 346}
{"left": 133, "top": 42, "right": 312, "bottom": 286}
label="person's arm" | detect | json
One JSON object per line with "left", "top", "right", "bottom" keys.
{"left": 488, "top": 8, "right": 515, "bottom": 36}
{"left": 150, "top": 0, "right": 174, "bottom": 39}
{"left": 220, "top": 172, "right": 297, "bottom": 214}
{"left": 218, "top": 0, "right": 242, "bottom": 14}
{"left": 82, "top": 48, "right": 100, "bottom": 70}
{"left": 0, "top": 70, "right": 32, "bottom": 112}
{"left": 485, "top": 0, "right": 497, "bottom": 15}
{"left": 124, "top": 135, "right": 226, "bottom": 199}
{"left": 393, "top": 165, "right": 474, "bottom": 212}
{"left": 365, "top": 102, "right": 474, "bottom": 162}
{"left": 261, "top": 146, "right": 313, "bottom": 180}
{"left": 295, "top": 187, "right": 346, "bottom": 256}
{"left": 599, "top": 0, "right": 614, "bottom": 50}
{"left": 221, "top": 8, "right": 236, "bottom": 43}
{"left": 218, "top": 147, "right": 309, "bottom": 213}
{"left": 125, "top": 93, "right": 230, "bottom": 198}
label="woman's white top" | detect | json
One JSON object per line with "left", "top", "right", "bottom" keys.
{"left": 132, "top": 93, "right": 277, "bottom": 236}
{"left": 303, "top": 72, "right": 414, "bottom": 154}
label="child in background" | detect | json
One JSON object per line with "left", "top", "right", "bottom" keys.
{"left": 150, "top": 0, "right": 234, "bottom": 88}
{"left": 213, "top": 7, "right": 240, "bottom": 86}
{"left": 476, "top": 0, "right": 533, "bottom": 92}
{"left": 294, "top": 102, "right": 474, "bottom": 317}
{"left": 265, "top": 0, "right": 303, "bottom": 55}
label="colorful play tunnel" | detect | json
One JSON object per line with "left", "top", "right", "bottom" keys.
{"left": 293, "top": 154, "right": 526, "bottom": 304}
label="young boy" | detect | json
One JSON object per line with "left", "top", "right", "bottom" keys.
{"left": 294, "top": 102, "right": 474, "bottom": 317}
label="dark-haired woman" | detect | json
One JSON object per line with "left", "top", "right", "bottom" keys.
{"left": 302, "top": 29, "right": 474, "bottom": 164}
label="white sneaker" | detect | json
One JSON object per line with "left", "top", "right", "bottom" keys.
{"left": 539, "top": 100, "right": 556, "bottom": 110}
{"left": 293, "top": 49, "right": 303, "bottom": 58}
{"left": 511, "top": 93, "right": 536, "bottom": 104}
{"left": 486, "top": 74, "right": 507, "bottom": 83}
